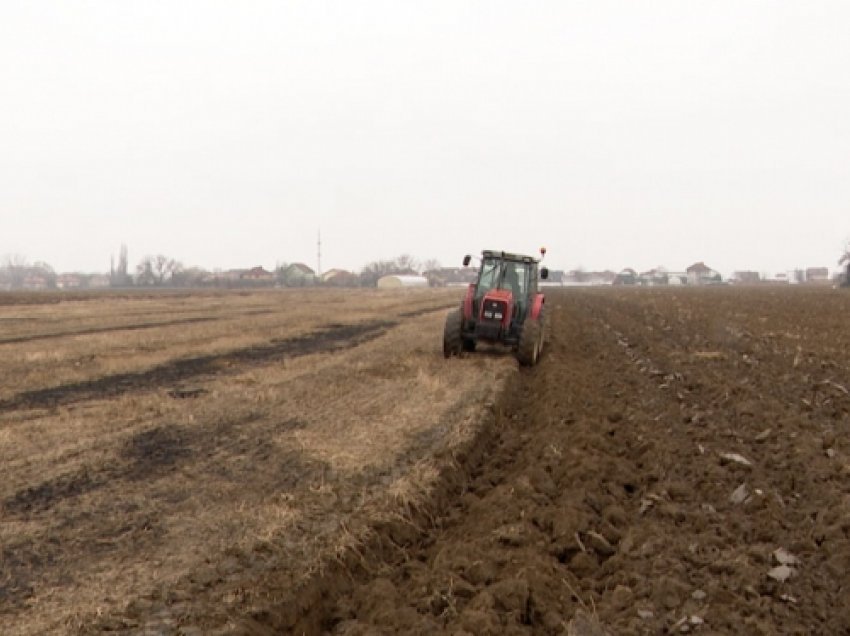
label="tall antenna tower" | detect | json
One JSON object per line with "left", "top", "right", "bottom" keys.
{"left": 317, "top": 229, "right": 322, "bottom": 277}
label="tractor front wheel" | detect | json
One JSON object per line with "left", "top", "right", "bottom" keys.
{"left": 517, "top": 319, "right": 542, "bottom": 366}
{"left": 443, "top": 309, "right": 464, "bottom": 358}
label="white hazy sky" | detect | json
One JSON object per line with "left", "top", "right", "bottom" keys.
{"left": 2, "top": 1, "right": 849, "bottom": 276}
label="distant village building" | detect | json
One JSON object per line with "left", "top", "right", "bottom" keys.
{"left": 805, "top": 267, "right": 830, "bottom": 284}
{"left": 56, "top": 274, "right": 83, "bottom": 289}
{"left": 613, "top": 268, "right": 638, "bottom": 286}
{"left": 88, "top": 274, "right": 111, "bottom": 289}
{"left": 279, "top": 263, "right": 316, "bottom": 287}
{"left": 22, "top": 274, "right": 49, "bottom": 290}
{"left": 424, "top": 267, "right": 477, "bottom": 287}
{"left": 544, "top": 270, "right": 565, "bottom": 284}
{"left": 588, "top": 270, "right": 617, "bottom": 285}
{"left": 241, "top": 266, "right": 274, "bottom": 282}
{"left": 377, "top": 275, "right": 429, "bottom": 288}
{"left": 321, "top": 269, "right": 359, "bottom": 287}
{"left": 638, "top": 268, "right": 669, "bottom": 286}
{"left": 559, "top": 270, "right": 616, "bottom": 286}
{"left": 764, "top": 271, "right": 790, "bottom": 284}
{"left": 666, "top": 272, "right": 688, "bottom": 285}
{"left": 686, "top": 262, "right": 721, "bottom": 285}
{"left": 732, "top": 271, "right": 761, "bottom": 284}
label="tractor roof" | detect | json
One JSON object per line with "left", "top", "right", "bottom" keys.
{"left": 482, "top": 250, "right": 540, "bottom": 264}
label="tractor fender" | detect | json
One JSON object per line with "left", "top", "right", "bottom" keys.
{"left": 462, "top": 284, "right": 475, "bottom": 320}
{"left": 529, "top": 293, "right": 545, "bottom": 320}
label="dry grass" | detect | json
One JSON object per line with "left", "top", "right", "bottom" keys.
{"left": 0, "top": 287, "right": 512, "bottom": 635}
{"left": 0, "top": 288, "right": 457, "bottom": 399}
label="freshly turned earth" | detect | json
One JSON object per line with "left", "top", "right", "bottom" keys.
{"left": 316, "top": 287, "right": 850, "bottom": 635}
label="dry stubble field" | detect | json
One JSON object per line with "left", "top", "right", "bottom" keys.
{"left": 2, "top": 286, "right": 850, "bottom": 635}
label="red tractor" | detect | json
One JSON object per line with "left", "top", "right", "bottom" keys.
{"left": 443, "top": 249, "right": 549, "bottom": 366}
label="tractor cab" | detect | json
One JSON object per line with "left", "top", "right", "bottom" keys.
{"left": 470, "top": 252, "right": 538, "bottom": 324}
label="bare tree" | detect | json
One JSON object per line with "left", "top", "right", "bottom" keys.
{"left": 422, "top": 259, "right": 441, "bottom": 274}
{"left": 32, "top": 261, "right": 57, "bottom": 288}
{"left": 171, "top": 266, "right": 208, "bottom": 287}
{"left": 1, "top": 254, "right": 29, "bottom": 288}
{"left": 136, "top": 255, "right": 182, "bottom": 286}
{"left": 393, "top": 254, "right": 419, "bottom": 274}
{"left": 111, "top": 244, "right": 132, "bottom": 287}
{"left": 840, "top": 239, "right": 850, "bottom": 287}
{"left": 359, "top": 259, "right": 396, "bottom": 287}
{"left": 360, "top": 255, "right": 429, "bottom": 286}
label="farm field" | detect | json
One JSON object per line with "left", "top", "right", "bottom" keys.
{"left": 0, "top": 288, "right": 511, "bottom": 635}
{"left": 2, "top": 286, "right": 850, "bottom": 634}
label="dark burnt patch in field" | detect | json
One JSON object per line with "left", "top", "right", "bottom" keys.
{"left": 0, "top": 540, "right": 48, "bottom": 609}
{"left": 121, "top": 425, "right": 193, "bottom": 480}
{"left": 3, "top": 468, "right": 110, "bottom": 516}
{"left": 0, "top": 320, "right": 396, "bottom": 413}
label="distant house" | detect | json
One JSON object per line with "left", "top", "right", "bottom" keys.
{"left": 732, "top": 271, "right": 761, "bottom": 284}
{"left": 686, "top": 262, "right": 721, "bottom": 285}
{"left": 613, "top": 268, "right": 638, "bottom": 286}
{"left": 241, "top": 266, "right": 274, "bottom": 281}
{"left": 588, "top": 270, "right": 617, "bottom": 285}
{"left": 638, "top": 268, "right": 669, "bottom": 286}
{"left": 666, "top": 272, "right": 688, "bottom": 285}
{"left": 764, "top": 272, "right": 790, "bottom": 284}
{"left": 543, "top": 270, "right": 565, "bottom": 284}
{"left": 88, "top": 274, "right": 111, "bottom": 289}
{"left": 321, "top": 268, "right": 346, "bottom": 282}
{"left": 56, "top": 273, "right": 83, "bottom": 289}
{"left": 321, "top": 269, "right": 359, "bottom": 287}
{"left": 22, "top": 274, "right": 48, "bottom": 290}
{"left": 279, "top": 263, "right": 316, "bottom": 287}
{"left": 805, "top": 267, "right": 830, "bottom": 284}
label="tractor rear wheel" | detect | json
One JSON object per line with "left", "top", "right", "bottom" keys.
{"left": 443, "top": 309, "right": 463, "bottom": 358}
{"left": 517, "top": 318, "right": 542, "bottom": 366}
{"left": 538, "top": 308, "right": 547, "bottom": 356}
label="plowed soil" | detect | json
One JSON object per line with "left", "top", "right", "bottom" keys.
{"left": 3, "top": 287, "right": 849, "bottom": 635}
{"left": 304, "top": 287, "right": 850, "bottom": 636}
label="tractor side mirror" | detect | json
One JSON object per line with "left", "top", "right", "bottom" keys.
{"left": 540, "top": 267, "right": 549, "bottom": 280}
{"left": 462, "top": 255, "right": 471, "bottom": 267}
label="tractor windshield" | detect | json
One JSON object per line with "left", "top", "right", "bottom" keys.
{"left": 477, "top": 258, "right": 502, "bottom": 295}
{"left": 477, "top": 258, "right": 528, "bottom": 299}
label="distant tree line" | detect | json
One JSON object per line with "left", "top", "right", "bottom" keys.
{"left": 0, "top": 255, "right": 56, "bottom": 290}
{"left": 0, "top": 248, "right": 444, "bottom": 290}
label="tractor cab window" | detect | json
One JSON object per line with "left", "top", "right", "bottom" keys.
{"left": 476, "top": 257, "right": 501, "bottom": 296}
{"left": 503, "top": 262, "right": 527, "bottom": 298}
{"left": 477, "top": 258, "right": 530, "bottom": 317}
{"left": 477, "top": 259, "right": 529, "bottom": 298}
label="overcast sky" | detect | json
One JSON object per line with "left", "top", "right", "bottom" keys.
{"left": 2, "top": 1, "right": 849, "bottom": 276}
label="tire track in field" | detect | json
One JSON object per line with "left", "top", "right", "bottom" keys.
{"left": 0, "top": 309, "right": 281, "bottom": 346}
{"left": 0, "top": 320, "right": 396, "bottom": 414}
{"left": 0, "top": 316, "right": 219, "bottom": 346}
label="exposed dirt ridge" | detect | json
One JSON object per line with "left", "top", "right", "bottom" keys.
{"left": 0, "top": 320, "right": 396, "bottom": 414}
